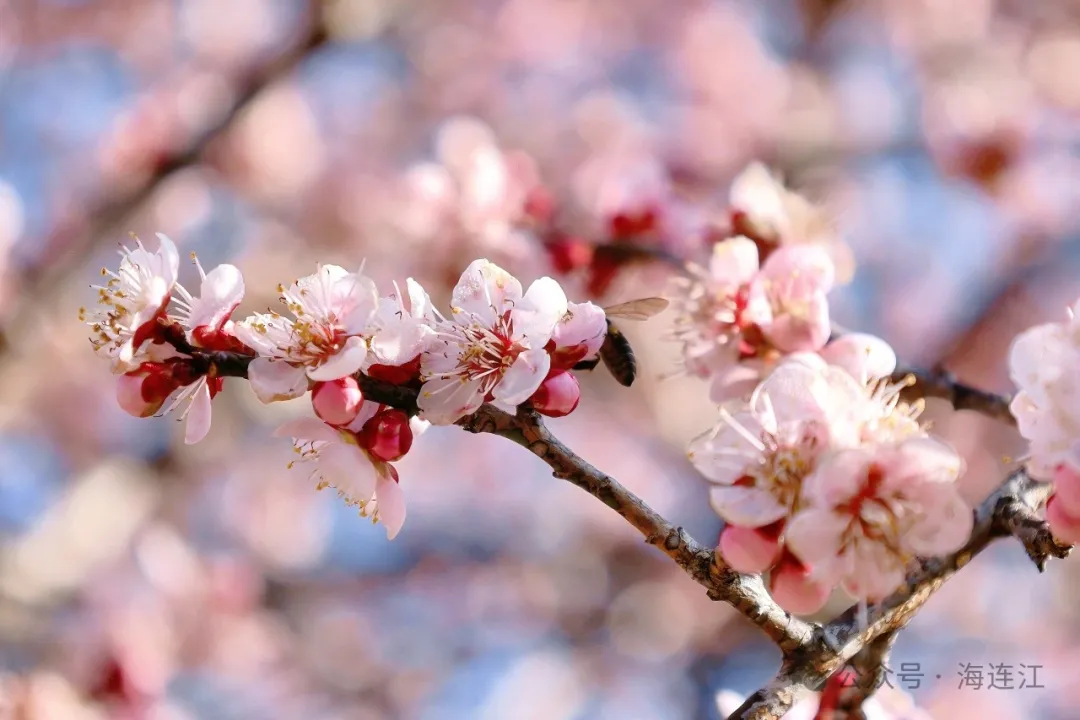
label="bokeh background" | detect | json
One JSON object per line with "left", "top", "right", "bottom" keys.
{"left": 2, "top": 0, "right": 1080, "bottom": 718}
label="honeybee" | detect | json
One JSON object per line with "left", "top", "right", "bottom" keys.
{"left": 574, "top": 297, "right": 669, "bottom": 386}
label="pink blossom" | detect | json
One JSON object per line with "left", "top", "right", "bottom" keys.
{"left": 311, "top": 377, "right": 365, "bottom": 427}
{"left": 785, "top": 438, "right": 972, "bottom": 602}
{"left": 768, "top": 553, "right": 832, "bottom": 615}
{"left": 81, "top": 233, "right": 180, "bottom": 371}
{"left": 171, "top": 258, "right": 246, "bottom": 351}
{"left": 418, "top": 260, "right": 567, "bottom": 424}
{"left": 820, "top": 333, "right": 898, "bottom": 383}
{"left": 1007, "top": 308, "right": 1080, "bottom": 480}
{"left": 234, "top": 264, "right": 379, "bottom": 404}
{"left": 728, "top": 162, "right": 855, "bottom": 284}
{"left": 275, "top": 416, "right": 407, "bottom": 539}
{"left": 757, "top": 245, "right": 835, "bottom": 353}
{"left": 687, "top": 357, "right": 868, "bottom": 532}
{"left": 718, "top": 523, "right": 782, "bottom": 574}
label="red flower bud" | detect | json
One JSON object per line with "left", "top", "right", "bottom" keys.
{"left": 529, "top": 370, "right": 581, "bottom": 418}
{"left": 116, "top": 363, "right": 180, "bottom": 418}
{"left": 366, "top": 356, "right": 422, "bottom": 386}
{"left": 311, "top": 377, "right": 365, "bottom": 426}
{"left": 359, "top": 408, "right": 414, "bottom": 462}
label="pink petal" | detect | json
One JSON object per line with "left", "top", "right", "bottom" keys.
{"left": 492, "top": 348, "right": 550, "bottom": 407}
{"left": 274, "top": 417, "right": 345, "bottom": 443}
{"left": 406, "top": 278, "right": 434, "bottom": 319}
{"left": 1053, "top": 464, "right": 1080, "bottom": 517}
{"left": 719, "top": 525, "right": 782, "bottom": 573}
{"left": 1046, "top": 495, "right": 1080, "bottom": 544}
{"left": 709, "top": 364, "right": 763, "bottom": 404}
{"left": 339, "top": 272, "right": 380, "bottom": 335}
{"left": 307, "top": 336, "right": 367, "bottom": 381}
{"left": 552, "top": 301, "right": 606, "bottom": 355}
{"left": 884, "top": 437, "right": 964, "bottom": 488}
{"left": 902, "top": 485, "right": 973, "bottom": 556}
{"left": 450, "top": 259, "right": 522, "bottom": 324}
{"left": 369, "top": 320, "right": 430, "bottom": 367}
{"left": 729, "top": 164, "right": 786, "bottom": 233}
{"left": 344, "top": 399, "right": 382, "bottom": 434}
{"left": 687, "top": 410, "right": 764, "bottom": 485}
{"left": 840, "top": 542, "right": 905, "bottom": 602}
{"left": 819, "top": 333, "right": 897, "bottom": 382}
{"left": 762, "top": 292, "right": 831, "bottom": 352}
{"left": 760, "top": 244, "right": 835, "bottom": 291}
{"left": 708, "top": 486, "right": 789, "bottom": 527}
{"left": 800, "top": 449, "right": 872, "bottom": 508}
{"left": 183, "top": 380, "right": 213, "bottom": 445}
{"left": 374, "top": 469, "right": 407, "bottom": 540}
{"left": 248, "top": 358, "right": 310, "bottom": 403}
{"left": 709, "top": 236, "right": 760, "bottom": 286}
{"left": 783, "top": 508, "right": 848, "bottom": 566}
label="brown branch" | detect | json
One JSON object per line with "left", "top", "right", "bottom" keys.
{"left": 892, "top": 367, "right": 1015, "bottom": 427}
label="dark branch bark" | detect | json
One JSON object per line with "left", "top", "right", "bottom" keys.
{"left": 893, "top": 367, "right": 1015, "bottom": 427}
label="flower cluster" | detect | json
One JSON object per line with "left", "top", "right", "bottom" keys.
{"left": 84, "top": 236, "right": 610, "bottom": 538}
{"left": 688, "top": 340, "right": 973, "bottom": 612}
{"left": 669, "top": 165, "right": 856, "bottom": 403}
{"left": 1007, "top": 303, "right": 1080, "bottom": 543}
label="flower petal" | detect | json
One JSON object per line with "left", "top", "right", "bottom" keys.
{"left": 902, "top": 485, "right": 973, "bottom": 556}
{"left": 188, "top": 264, "right": 245, "bottom": 331}
{"left": 492, "top": 348, "right": 550, "bottom": 406}
{"left": 318, "top": 443, "right": 377, "bottom": 503}
{"left": 450, "top": 259, "right": 522, "bottom": 324}
{"left": 183, "top": 380, "right": 213, "bottom": 444}
{"left": 820, "top": 333, "right": 897, "bottom": 382}
{"left": 374, "top": 469, "right": 407, "bottom": 540}
{"left": 154, "top": 233, "right": 181, "bottom": 287}
{"left": 307, "top": 336, "right": 367, "bottom": 382}
{"left": 708, "top": 486, "right": 789, "bottom": 527}
{"left": 274, "top": 417, "right": 344, "bottom": 444}
{"left": 513, "top": 276, "right": 567, "bottom": 346}
{"left": 417, "top": 376, "right": 486, "bottom": 425}
{"left": 248, "top": 358, "right": 310, "bottom": 403}
{"left": 709, "top": 236, "right": 760, "bottom": 286}
{"left": 784, "top": 508, "right": 848, "bottom": 567}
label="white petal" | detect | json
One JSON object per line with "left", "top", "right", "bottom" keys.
{"left": 232, "top": 315, "right": 290, "bottom": 356}
{"left": 307, "top": 336, "right": 367, "bottom": 381}
{"left": 709, "top": 236, "right": 761, "bottom": 286}
{"left": 840, "top": 541, "right": 906, "bottom": 601}
{"left": 343, "top": 400, "right": 381, "bottom": 434}
{"left": 513, "top": 276, "right": 568, "bottom": 346}
{"left": 553, "top": 301, "right": 607, "bottom": 355}
{"left": 1008, "top": 322, "right": 1067, "bottom": 402}
{"left": 406, "top": 277, "right": 434, "bottom": 319}
{"left": 274, "top": 417, "right": 344, "bottom": 443}
{"left": 708, "top": 486, "right": 789, "bottom": 527}
{"left": 339, "top": 272, "right": 380, "bottom": 335}
{"left": 375, "top": 470, "right": 407, "bottom": 540}
{"left": 154, "top": 233, "right": 181, "bottom": 287}
{"left": 819, "top": 333, "right": 897, "bottom": 382}
{"left": 492, "top": 349, "right": 550, "bottom": 406}
{"left": 187, "top": 264, "right": 245, "bottom": 331}
{"left": 369, "top": 319, "right": 431, "bottom": 366}
{"left": 248, "top": 358, "right": 310, "bottom": 403}
{"left": 687, "top": 411, "right": 764, "bottom": 485}
{"left": 729, "top": 162, "right": 785, "bottom": 229}
{"left": 183, "top": 381, "right": 213, "bottom": 445}
{"left": 902, "top": 486, "right": 973, "bottom": 556}
{"left": 318, "top": 443, "right": 377, "bottom": 503}
{"left": 784, "top": 508, "right": 848, "bottom": 566}
{"left": 450, "top": 259, "right": 522, "bottom": 324}
{"left": 417, "top": 376, "right": 486, "bottom": 425}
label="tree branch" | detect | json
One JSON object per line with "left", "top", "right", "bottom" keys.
{"left": 892, "top": 367, "right": 1015, "bottom": 427}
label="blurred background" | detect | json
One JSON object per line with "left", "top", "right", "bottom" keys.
{"left": 2, "top": 0, "right": 1080, "bottom": 718}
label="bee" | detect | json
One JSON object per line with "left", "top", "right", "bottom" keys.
{"left": 574, "top": 297, "right": 669, "bottom": 386}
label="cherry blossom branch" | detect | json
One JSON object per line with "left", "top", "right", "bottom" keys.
{"left": 892, "top": 367, "right": 1015, "bottom": 426}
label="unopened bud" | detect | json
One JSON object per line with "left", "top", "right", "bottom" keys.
{"left": 529, "top": 371, "right": 581, "bottom": 418}
{"left": 312, "top": 377, "right": 365, "bottom": 426}
{"left": 1052, "top": 464, "right": 1080, "bottom": 518}
{"left": 1046, "top": 494, "right": 1080, "bottom": 545}
{"left": 360, "top": 408, "right": 414, "bottom": 462}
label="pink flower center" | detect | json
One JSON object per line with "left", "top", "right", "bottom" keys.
{"left": 455, "top": 313, "right": 523, "bottom": 391}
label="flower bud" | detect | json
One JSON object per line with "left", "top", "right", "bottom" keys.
{"left": 311, "top": 377, "right": 365, "bottom": 426}
{"left": 769, "top": 555, "right": 831, "bottom": 615}
{"left": 1046, "top": 494, "right": 1080, "bottom": 544}
{"left": 718, "top": 523, "right": 782, "bottom": 574}
{"left": 529, "top": 371, "right": 581, "bottom": 417}
{"left": 116, "top": 364, "right": 179, "bottom": 418}
{"left": 360, "top": 409, "right": 414, "bottom": 462}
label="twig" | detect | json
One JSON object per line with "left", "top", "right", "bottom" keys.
{"left": 893, "top": 367, "right": 1015, "bottom": 427}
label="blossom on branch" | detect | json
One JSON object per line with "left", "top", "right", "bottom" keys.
{"left": 418, "top": 259, "right": 571, "bottom": 424}
{"left": 234, "top": 265, "right": 379, "bottom": 404}
{"left": 81, "top": 232, "right": 180, "bottom": 371}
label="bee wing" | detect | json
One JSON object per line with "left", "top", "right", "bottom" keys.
{"left": 603, "top": 297, "right": 670, "bottom": 321}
